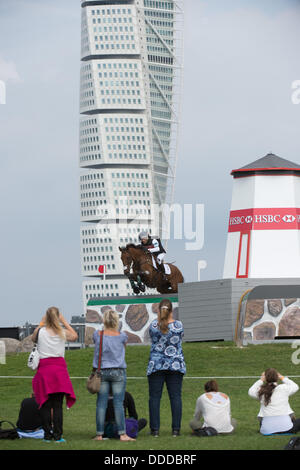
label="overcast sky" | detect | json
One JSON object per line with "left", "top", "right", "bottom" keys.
{"left": 0, "top": 0, "right": 300, "bottom": 326}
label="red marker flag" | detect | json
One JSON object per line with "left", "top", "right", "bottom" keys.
{"left": 98, "top": 265, "right": 106, "bottom": 274}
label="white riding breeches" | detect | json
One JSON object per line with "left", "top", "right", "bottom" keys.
{"left": 156, "top": 253, "right": 165, "bottom": 265}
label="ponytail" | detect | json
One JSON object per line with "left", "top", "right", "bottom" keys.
{"left": 158, "top": 299, "right": 173, "bottom": 334}
{"left": 45, "top": 307, "right": 65, "bottom": 339}
{"left": 258, "top": 368, "right": 279, "bottom": 406}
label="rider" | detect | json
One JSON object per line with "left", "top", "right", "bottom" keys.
{"left": 138, "top": 231, "right": 167, "bottom": 276}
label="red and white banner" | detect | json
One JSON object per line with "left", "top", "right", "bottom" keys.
{"left": 228, "top": 208, "right": 300, "bottom": 232}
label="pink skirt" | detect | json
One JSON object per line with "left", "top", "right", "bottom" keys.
{"left": 32, "top": 357, "right": 76, "bottom": 409}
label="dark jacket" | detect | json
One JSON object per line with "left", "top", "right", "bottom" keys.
{"left": 105, "top": 391, "right": 138, "bottom": 422}
{"left": 16, "top": 397, "right": 43, "bottom": 431}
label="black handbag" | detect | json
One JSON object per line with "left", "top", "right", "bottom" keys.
{"left": 284, "top": 436, "right": 300, "bottom": 450}
{"left": 0, "top": 421, "right": 19, "bottom": 439}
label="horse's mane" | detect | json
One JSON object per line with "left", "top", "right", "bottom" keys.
{"left": 125, "top": 243, "right": 144, "bottom": 250}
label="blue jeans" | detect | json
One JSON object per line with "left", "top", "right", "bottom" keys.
{"left": 148, "top": 370, "right": 183, "bottom": 432}
{"left": 96, "top": 368, "right": 126, "bottom": 436}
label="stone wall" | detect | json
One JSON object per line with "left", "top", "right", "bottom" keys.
{"left": 85, "top": 296, "right": 179, "bottom": 345}
{"left": 242, "top": 298, "right": 300, "bottom": 342}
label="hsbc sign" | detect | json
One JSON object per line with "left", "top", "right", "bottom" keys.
{"left": 228, "top": 208, "right": 300, "bottom": 232}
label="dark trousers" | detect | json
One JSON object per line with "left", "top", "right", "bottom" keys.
{"left": 40, "top": 393, "right": 64, "bottom": 440}
{"left": 148, "top": 370, "right": 183, "bottom": 432}
{"left": 289, "top": 419, "right": 300, "bottom": 433}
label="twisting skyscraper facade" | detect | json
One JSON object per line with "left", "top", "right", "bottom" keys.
{"left": 79, "top": 0, "right": 183, "bottom": 307}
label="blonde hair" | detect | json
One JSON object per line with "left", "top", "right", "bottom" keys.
{"left": 158, "top": 299, "right": 173, "bottom": 334}
{"left": 45, "top": 307, "right": 64, "bottom": 339}
{"left": 103, "top": 309, "right": 119, "bottom": 331}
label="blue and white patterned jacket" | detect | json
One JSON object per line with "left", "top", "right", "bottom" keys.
{"left": 147, "top": 320, "right": 186, "bottom": 376}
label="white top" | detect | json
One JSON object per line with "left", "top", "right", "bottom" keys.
{"left": 37, "top": 327, "right": 66, "bottom": 359}
{"left": 248, "top": 377, "right": 299, "bottom": 434}
{"left": 193, "top": 392, "right": 234, "bottom": 433}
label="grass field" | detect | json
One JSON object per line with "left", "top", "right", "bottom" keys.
{"left": 1, "top": 341, "right": 300, "bottom": 452}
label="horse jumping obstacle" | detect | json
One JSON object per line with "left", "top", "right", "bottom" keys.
{"left": 85, "top": 279, "right": 300, "bottom": 345}
{"left": 85, "top": 294, "right": 178, "bottom": 345}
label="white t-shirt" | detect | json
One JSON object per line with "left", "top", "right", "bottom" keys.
{"left": 194, "top": 392, "right": 234, "bottom": 433}
{"left": 37, "top": 327, "right": 66, "bottom": 359}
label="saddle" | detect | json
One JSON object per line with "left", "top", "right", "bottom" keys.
{"left": 151, "top": 255, "right": 171, "bottom": 275}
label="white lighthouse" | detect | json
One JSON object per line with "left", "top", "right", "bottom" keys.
{"left": 223, "top": 153, "right": 300, "bottom": 279}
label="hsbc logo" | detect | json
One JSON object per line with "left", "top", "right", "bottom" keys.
{"left": 228, "top": 208, "right": 300, "bottom": 233}
{"left": 282, "top": 214, "right": 296, "bottom": 223}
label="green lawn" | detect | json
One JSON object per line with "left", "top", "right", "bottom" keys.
{"left": 0, "top": 341, "right": 300, "bottom": 451}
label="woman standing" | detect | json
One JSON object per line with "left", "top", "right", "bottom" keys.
{"left": 31, "top": 307, "right": 77, "bottom": 442}
{"left": 248, "top": 368, "right": 300, "bottom": 435}
{"left": 92, "top": 309, "right": 135, "bottom": 442}
{"left": 147, "top": 299, "right": 186, "bottom": 437}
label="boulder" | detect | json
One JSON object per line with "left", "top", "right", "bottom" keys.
{"left": 20, "top": 335, "right": 34, "bottom": 352}
{"left": 101, "top": 306, "right": 113, "bottom": 314}
{"left": 253, "top": 322, "right": 276, "bottom": 341}
{"left": 85, "top": 326, "right": 96, "bottom": 345}
{"left": 244, "top": 300, "right": 265, "bottom": 327}
{"left": 123, "top": 331, "right": 142, "bottom": 344}
{"left": 86, "top": 309, "right": 102, "bottom": 323}
{"left": 125, "top": 304, "right": 149, "bottom": 332}
{"left": 284, "top": 298, "right": 297, "bottom": 307}
{"left": 278, "top": 306, "right": 300, "bottom": 336}
{"left": 116, "top": 304, "right": 126, "bottom": 313}
{"left": 0, "top": 338, "right": 22, "bottom": 354}
{"left": 267, "top": 299, "right": 282, "bottom": 317}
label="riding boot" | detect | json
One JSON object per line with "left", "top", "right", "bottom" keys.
{"left": 157, "top": 263, "right": 167, "bottom": 281}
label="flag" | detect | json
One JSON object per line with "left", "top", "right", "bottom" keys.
{"left": 98, "top": 265, "right": 106, "bottom": 274}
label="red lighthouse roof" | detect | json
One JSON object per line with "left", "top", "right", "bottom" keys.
{"left": 231, "top": 153, "right": 300, "bottom": 177}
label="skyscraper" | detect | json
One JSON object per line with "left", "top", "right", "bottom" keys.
{"left": 79, "top": 0, "right": 183, "bottom": 307}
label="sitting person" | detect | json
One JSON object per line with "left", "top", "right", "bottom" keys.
{"left": 248, "top": 368, "right": 300, "bottom": 435}
{"left": 16, "top": 393, "right": 44, "bottom": 439}
{"left": 16, "top": 393, "right": 43, "bottom": 431}
{"left": 189, "top": 380, "right": 236, "bottom": 435}
{"left": 104, "top": 390, "right": 147, "bottom": 438}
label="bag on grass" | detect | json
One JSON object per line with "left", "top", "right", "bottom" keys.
{"left": 0, "top": 421, "right": 19, "bottom": 440}
{"left": 284, "top": 436, "right": 300, "bottom": 450}
{"left": 125, "top": 418, "right": 138, "bottom": 438}
{"left": 193, "top": 426, "right": 218, "bottom": 437}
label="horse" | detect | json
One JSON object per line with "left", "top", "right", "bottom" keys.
{"left": 119, "top": 244, "right": 184, "bottom": 294}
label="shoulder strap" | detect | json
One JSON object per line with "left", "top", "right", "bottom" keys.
{"left": 97, "top": 330, "right": 104, "bottom": 372}
{"left": 33, "top": 327, "right": 41, "bottom": 346}
{"left": 0, "top": 420, "right": 18, "bottom": 430}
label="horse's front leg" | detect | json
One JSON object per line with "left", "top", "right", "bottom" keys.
{"left": 125, "top": 270, "right": 140, "bottom": 295}
{"left": 136, "top": 273, "right": 146, "bottom": 292}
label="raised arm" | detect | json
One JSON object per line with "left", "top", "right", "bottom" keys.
{"left": 248, "top": 379, "right": 263, "bottom": 400}
{"left": 59, "top": 314, "right": 78, "bottom": 342}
